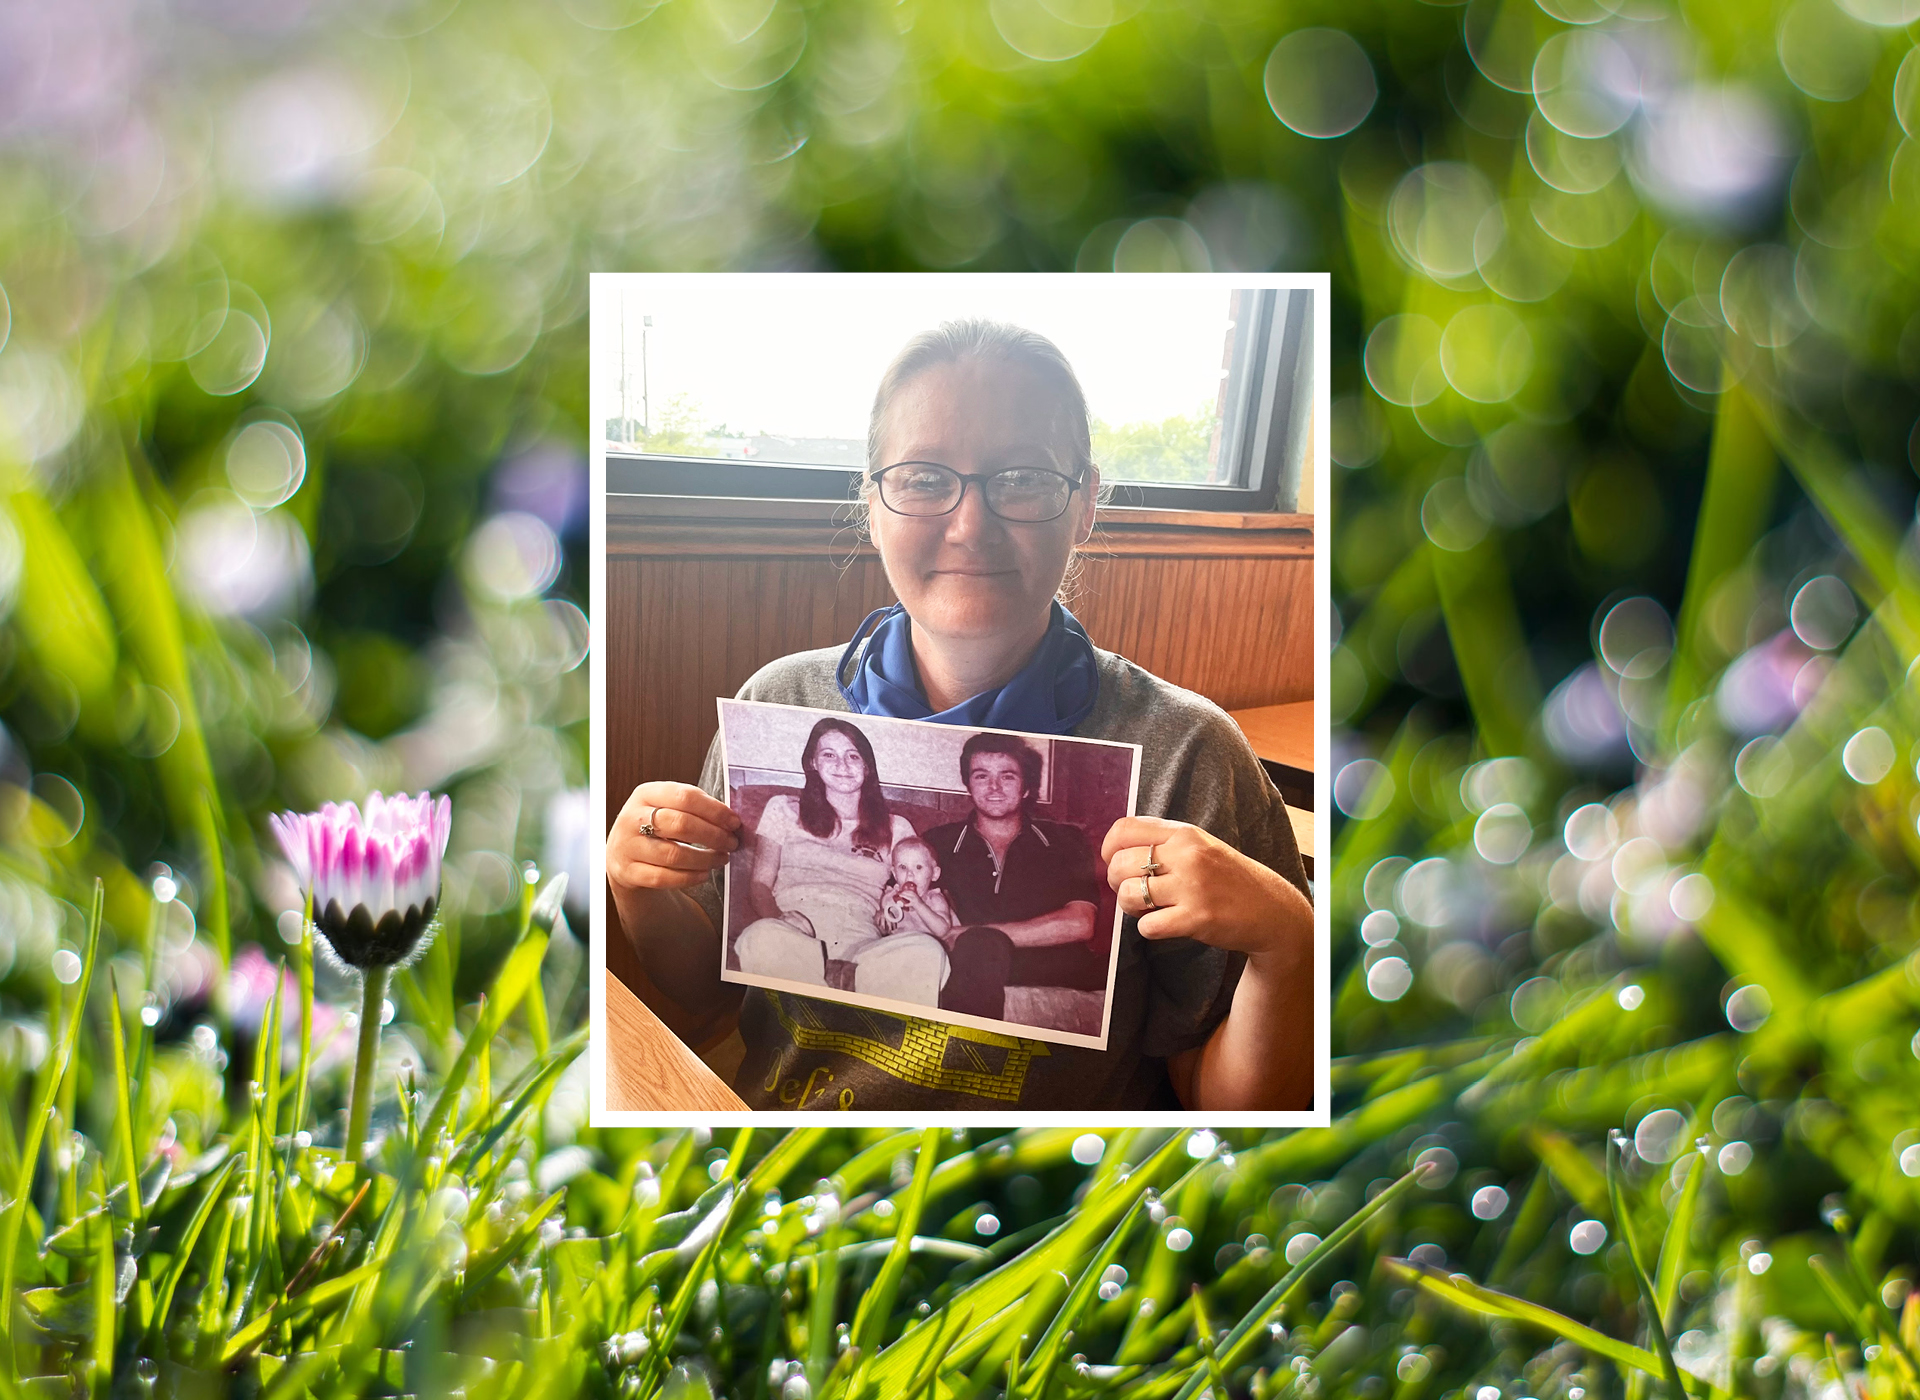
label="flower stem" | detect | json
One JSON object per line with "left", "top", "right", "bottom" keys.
{"left": 345, "top": 965, "right": 390, "bottom": 1166}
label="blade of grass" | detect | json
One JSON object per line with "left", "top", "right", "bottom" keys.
{"left": 1383, "top": 1258, "right": 1700, "bottom": 1393}
{"left": 1177, "top": 1164, "right": 1431, "bottom": 1398}
{"left": 1431, "top": 532, "right": 1543, "bottom": 759}
{"left": 1007, "top": 1184, "right": 1152, "bottom": 1399}
{"left": 293, "top": 891, "right": 315, "bottom": 1143}
{"left": 1654, "top": 1142, "right": 1708, "bottom": 1331}
{"left": 1532, "top": 1128, "right": 1610, "bottom": 1219}
{"left": 456, "top": 1191, "right": 565, "bottom": 1307}
{"left": 221, "top": 1262, "right": 385, "bottom": 1364}
{"left": 458, "top": 1024, "right": 589, "bottom": 1172}
{"left": 868, "top": 1129, "right": 1198, "bottom": 1393}
{"left": 104, "top": 969, "right": 141, "bottom": 1225}
{"left": 146, "top": 1153, "right": 244, "bottom": 1347}
{"left": 416, "top": 919, "right": 553, "bottom": 1158}
{"left": 1608, "top": 1131, "right": 1688, "bottom": 1400}
{"left": 745, "top": 1128, "right": 829, "bottom": 1201}
{"left": 0, "top": 879, "right": 104, "bottom": 1355}
{"left": 849, "top": 1127, "right": 943, "bottom": 1366}
{"left": 1665, "top": 383, "right": 1779, "bottom": 725}
{"left": 808, "top": 1237, "right": 843, "bottom": 1394}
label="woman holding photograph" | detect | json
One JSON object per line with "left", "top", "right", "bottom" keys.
{"left": 608, "top": 319, "right": 1314, "bottom": 1111}
{"left": 733, "top": 717, "right": 949, "bottom": 1007}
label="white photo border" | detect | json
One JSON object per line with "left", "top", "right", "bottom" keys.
{"left": 589, "top": 269, "right": 1335, "bottom": 1129}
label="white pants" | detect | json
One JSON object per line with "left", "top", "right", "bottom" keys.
{"left": 735, "top": 918, "right": 949, "bottom": 1007}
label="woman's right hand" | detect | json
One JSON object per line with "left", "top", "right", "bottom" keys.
{"left": 606, "top": 782, "right": 741, "bottom": 892}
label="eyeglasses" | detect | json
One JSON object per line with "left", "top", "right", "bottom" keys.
{"left": 871, "top": 461, "right": 1083, "bottom": 523}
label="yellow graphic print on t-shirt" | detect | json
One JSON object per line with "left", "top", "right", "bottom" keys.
{"left": 765, "top": 992, "right": 1050, "bottom": 1104}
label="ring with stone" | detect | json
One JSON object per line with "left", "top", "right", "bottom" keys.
{"left": 640, "top": 807, "right": 659, "bottom": 839}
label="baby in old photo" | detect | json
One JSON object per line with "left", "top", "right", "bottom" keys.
{"left": 875, "top": 835, "right": 955, "bottom": 940}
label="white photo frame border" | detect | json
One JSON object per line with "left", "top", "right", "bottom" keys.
{"left": 589, "top": 269, "right": 1334, "bottom": 1129}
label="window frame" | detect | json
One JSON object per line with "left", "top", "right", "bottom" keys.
{"left": 603, "top": 287, "right": 1312, "bottom": 512}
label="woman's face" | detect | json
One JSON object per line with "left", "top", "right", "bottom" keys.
{"left": 868, "top": 358, "right": 1098, "bottom": 648}
{"left": 810, "top": 729, "right": 868, "bottom": 794}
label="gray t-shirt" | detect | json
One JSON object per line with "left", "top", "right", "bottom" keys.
{"left": 688, "top": 646, "right": 1309, "bottom": 1111}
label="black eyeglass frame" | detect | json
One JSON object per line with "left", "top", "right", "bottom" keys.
{"left": 868, "top": 461, "right": 1088, "bottom": 523}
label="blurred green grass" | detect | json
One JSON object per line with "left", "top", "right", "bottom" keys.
{"left": 3, "top": 0, "right": 1920, "bottom": 1394}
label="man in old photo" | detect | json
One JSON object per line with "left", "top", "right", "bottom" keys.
{"left": 923, "top": 732, "right": 1106, "bottom": 1021}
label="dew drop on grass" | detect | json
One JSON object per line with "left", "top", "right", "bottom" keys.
{"left": 1477, "top": 1389, "right": 1501, "bottom": 1400}
{"left": 1071, "top": 1133, "right": 1105, "bottom": 1164}
{"left": 782, "top": 1377, "right": 811, "bottom": 1400}
{"left": 1471, "top": 1185, "right": 1509, "bottom": 1219}
{"left": 872, "top": 1198, "right": 894, "bottom": 1218}
{"left": 1165, "top": 1227, "right": 1193, "bottom": 1252}
{"left": 1617, "top": 984, "right": 1645, "bottom": 1010}
{"left": 974, "top": 1212, "right": 1000, "bottom": 1236}
{"left": 153, "top": 874, "right": 178, "bottom": 903}
{"left": 1747, "top": 1251, "right": 1772, "bottom": 1274}
{"left": 1569, "top": 1219, "right": 1607, "bottom": 1254}
{"left": 1187, "top": 1129, "right": 1218, "bottom": 1158}
{"left": 1719, "top": 1141, "right": 1753, "bottom": 1175}
{"left": 52, "top": 949, "right": 81, "bottom": 984}
{"left": 1285, "top": 1232, "right": 1321, "bottom": 1264}
{"left": 1899, "top": 1144, "right": 1920, "bottom": 1178}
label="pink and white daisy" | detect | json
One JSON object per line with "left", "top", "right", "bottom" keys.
{"left": 270, "top": 791, "right": 452, "bottom": 968}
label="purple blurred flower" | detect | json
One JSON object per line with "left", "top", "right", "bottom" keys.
{"left": 270, "top": 791, "right": 451, "bottom": 969}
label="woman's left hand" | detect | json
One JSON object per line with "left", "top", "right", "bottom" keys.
{"left": 1101, "top": 816, "right": 1312, "bottom": 970}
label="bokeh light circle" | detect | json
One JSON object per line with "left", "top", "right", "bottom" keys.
{"left": 1719, "top": 245, "right": 1808, "bottom": 348}
{"left": 1367, "top": 956, "right": 1413, "bottom": 1001}
{"left": 1778, "top": 0, "right": 1881, "bottom": 102}
{"left": 1390, "top": 163, "right": 1497, "bottom": 281}
{"left": 1725, "top": 983, "right": 1773, "bottom": 1032}
{"left": 1838, "top": 0, "right": 1920, "bottom": 21}
{"left": 1598, "top": 597, "right": 1673, "bottom": 678}
{"left": 1634, "top": 1108, "right": 1687, "bottom": 1163}
{"left": 1473, "top": 803, "right": 1532, "bottom": 864}
{"left": 1335, "top": 758, "right": 1395, "bottom": 818}
{"left": 990, "top": 0, "right": 1106, "bottom": 63}
{"left": 1564, "top": 803, "right": 1618, "bottom": 860}
{"left": 1789, "top": 575, "right": 1856, "bottom": 649}
{"left": 227, "top": 420, "right": 308, "bottom": 508}
{"left": 1532, "top": 30, "right": 1639, "bottom": 139}
{"left": 1471, "top": 1185, "right": 1508, "bottom": 1219}
{"left": 1569, "top": 1219, "right": 1607, "bottom": 1254}
{"left": 1842, "top": 727, "right": 1895, "bottom": 784}
{"left": 1475, "top": 201, "right": 1574, "bottom": 302}
{"left": 1899, "top": 48, "right": 1920, "bottom": 139}
{"left": 1421, "top": 477, "right": 1490, "bottom": 552}
{"left": 1264, "top": 29, "right": 1378, "bottom": 139}
{"left": 1440, "top": 303, "right": 1533, "bottom": 402}
{"left": 465, "top": 511, "right": 562, "bottom": 602}
{"left": 1364, "top": 314, "right": 1443, "bottom": 406}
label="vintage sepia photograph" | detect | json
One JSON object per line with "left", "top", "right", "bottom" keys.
{"left": 716, "top": 699, "right": 1140, "bottom": 1049}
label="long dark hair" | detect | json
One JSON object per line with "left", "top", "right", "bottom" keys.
{"left": 797, "top": 718, "right": 892, "bottom": 855}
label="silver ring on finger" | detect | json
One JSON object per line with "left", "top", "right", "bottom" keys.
{"left": 640, "top": 806, "right": 658, "bottom": 839}
{"left": 1141, "top": 842, "right": 1165, "bottom": 878}
{"left": 1140, "top": 874, "right": 1157, "bottom": 912}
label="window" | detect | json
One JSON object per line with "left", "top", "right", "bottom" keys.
{"left": 594, "top": 276, "right": 1315, "bottom": 513}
